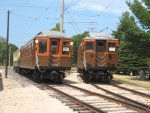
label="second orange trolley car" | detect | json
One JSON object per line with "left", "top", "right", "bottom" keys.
{"left": 77, "top": 33, "right": 119, "bottom": 83}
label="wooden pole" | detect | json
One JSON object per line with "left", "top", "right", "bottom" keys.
{"left": 5, "top": 10, "right": 10, "bottom": 78}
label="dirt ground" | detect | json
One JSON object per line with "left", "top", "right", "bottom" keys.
{"left": 0, "top": 67, "right": 149, "bottom": 113}
{"left": 0, "top": 68, "right": 77, "bottom": 113}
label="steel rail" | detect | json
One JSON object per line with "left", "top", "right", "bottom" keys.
{"left": 92, "top": 84, "right": 150, "bottom": 109}
{"left": 112, "top": 84, "right": 150, "bottom": 98}
{"left": 42, "top": 83, "right": 106, "bottom": 113}
{"left": 64, "top": 83, "right": 150, "bottom": 113}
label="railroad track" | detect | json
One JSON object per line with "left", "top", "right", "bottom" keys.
{"left": 91, "top": 84, "right": 150, "bottom": 110}
{"left": 112, "top": 84, "right": 150, "bottom": 98}
{"left": 41, "top": 83, "right": 149, "bottom": 113}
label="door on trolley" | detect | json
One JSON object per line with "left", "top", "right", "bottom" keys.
{"left": 50, "top": 39, "right": 60, "bottom": 55}
{"left": 96, "top": 40, "right": 107, "bottom": 67}
{"left": 35, "top": 38, "right": 49, "bottom": 66}
{"left": 107, "top": 41, "right": 118, "bottom": 69}
{"left": 49, "top": 39, "right": 60, "bottom": 66}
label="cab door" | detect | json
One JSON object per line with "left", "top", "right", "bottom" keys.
{"left": 107, "top": 40, "right": 118, "bottom": 69}
{"left": 35, "top": 38, "right": 49, "bottom": 66}
{"left": 84, "top": 40, "right": 96, "bottom": 68}
{"left": 61, "top": 39, "right": 72, "bottom": 67}
{"left": 50, "top": 39, "right": 60, "bottom": 56}
{"left": 96, "top": 40, "right": 107, "bottom": 67}
{"left": 49, "top": 39, "right": 60, "bottom": 66}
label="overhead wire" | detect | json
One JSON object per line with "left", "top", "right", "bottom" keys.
{"left": 52, "top": 0, "right": 60, "bottom": 26}
{"left": 0, "top": 4, "right": 44, "bottom": 8}
{"left": 64, "top": 0, "right": 80, "bottom": 11}
{"left": 65, "top": 0, "right": 77, "bottom": 6}
{"left": 64, "top": 0, "right": 98, "bottom": 33}
{"left": 65, "top": 13, "right": 79, "bottom": 33}
{"left": 16, "top": 0, "right": 58, "bottom": 45}
{"left": 11, "top": 12, "right": 59, "bottom": 21}
{"left": 65, "top": 22, "right": 97, "bottom": 24}
{"left": 65, "top": 9, "right": 81, "bottom": 33}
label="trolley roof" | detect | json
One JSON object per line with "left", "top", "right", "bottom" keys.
{"left": 36, "top": 31, "right": 71, "bottom": 39}
{"left": 84, "top": 32, "right": 118, "bottom": 40}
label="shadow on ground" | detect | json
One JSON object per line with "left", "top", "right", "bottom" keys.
{"left": 78, "top": 79, "right": 123, "bottom": 85}
{"left": 111, "top": 80, "right": 123, "bottom": 85}
{"left": 0, "top": 73, "right": 3, "bottom": 91}
{"left": 63, "top": 79, "right": 78, "bottom": 84}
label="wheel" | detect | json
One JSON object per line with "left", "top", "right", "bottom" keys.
{"left": 33, "top": 69, "right": 41, "bottom": 84}
{"left": 83, "top": 73, "right": 89, "bottom": 83}
{"left": 18, "top": 68, "right": 23, "bottom": 75}
{"left": 106, "top": 75, "right": 111, "bottom": 84}
{"left": 106, "top": 73, "right": 112, "bottom": 84}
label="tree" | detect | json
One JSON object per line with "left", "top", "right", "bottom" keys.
{"left": 127, "top": 0, "right": 150, "bottom": 30}
{"left": 51, "top": 23, "right": 65, "bottom": 32}
{"left": 9, "top": 43, "right": 18, "bottom": 65}
{"left": 0, "top": 36, "right": 18, "bottom": 65}
{"left": 0, "top": 36, "right": 6, "bottom": 65}
{"left": 113, "top": 0, "right": 150, "bottom": 74}
{"left": 127, "top": 0, "right": 150, "bottom": 71}
{"left": 51, "top": 23, "right": 61, "bottom": 31}
{"left": 72, "top": 32, "right": 89, "bottom": 65}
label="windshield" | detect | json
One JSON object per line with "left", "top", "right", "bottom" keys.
{"left": 39, "top": 40, "right": 47, "bottom": 53}
{"left": 108, "top": 43, "right": 116, "bottom": 52}
{"left": 86, "top": 42, "right": 94, "bottom": 50}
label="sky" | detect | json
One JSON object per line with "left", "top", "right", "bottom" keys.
{"left": 0, "top": 0, "right": 131, "bottom": 47}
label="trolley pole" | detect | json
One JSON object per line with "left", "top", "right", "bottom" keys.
{"left": 5, "top": 10, "right": 10, "bottom": 78}
{"left": 60, "top": 0, "right": 64, "bottom": 33}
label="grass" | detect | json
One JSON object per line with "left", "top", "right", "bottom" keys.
{"left": 113, "top": 74, "right": 150, "bottom": 89}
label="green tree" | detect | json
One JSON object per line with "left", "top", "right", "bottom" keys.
{"left": 0, "top": 36, "right": 6, "bottom": 65}
{"left": 113, "top": 0, "right": 150, "bottom": 74}
{"left": 127, "top": 0, "right": 150, "bottom": 30}
{"left": 51, "top": 23, "right": 65, "bottom": 32}
{"left": 128, "top": 0, "right": 150, "bottom": 71}
{"left": 72, "top": 31, "right": 89, "bottom": 65}
{"left": 0, "top": 36, "right": 18, "bottom": 65}
{"left": 51, "top": 23, "right": 60, "bottom": 31}
{"left": 9, "top": 43, "right": 18, "bottom": 65}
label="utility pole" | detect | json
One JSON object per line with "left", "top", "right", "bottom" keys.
{"left": 60, "top": 0, "right": 64, "bottom": 33}
{"left": 5, "top": 10, "right": 10, "bottom": 78}
{"left": 9, "top": 46, "right": 11, "bottom": 67}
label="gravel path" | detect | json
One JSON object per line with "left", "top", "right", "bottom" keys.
{"left": 0, "top": 68, "right": 77, "bottom": 113}
{"left": 0, "top": 68, "right": 149, "bottom": 113}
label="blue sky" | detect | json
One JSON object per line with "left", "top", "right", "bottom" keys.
{"left": 0, "top": 0, "right": 130, "bottom": 47}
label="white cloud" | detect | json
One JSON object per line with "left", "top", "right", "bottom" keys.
{"left": 69, "top": 0, "right": 130, "bottom": 15}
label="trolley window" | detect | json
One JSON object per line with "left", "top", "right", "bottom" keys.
{"left": 62, "top": 42, "right": 70, "bottom": 55}
{"left": 108, "top": 43, "right": 116, "bottom": 52}
{"left": 51, "top": 41, "right": 57, "bottom": 45}
{"left": 39, "top": 40, "right": 47, "bottom": 53}
{"left": 51, "top": 40, "right": 59, "bottom": 54}
{"left": 96, "top": 41, "right": 105, "bottom": 52}
{"left": 86, "top": 42, "right": 94, "bottom": 50}
{"left": 63, "top": 42, "right": 70, "bottom": 46}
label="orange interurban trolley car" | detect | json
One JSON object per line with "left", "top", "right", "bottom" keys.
{"left": 77, "top": 33, "right": 119, "bottom": 83}
{"left": 13, "top": 31, "right": 72, "bottom": 83}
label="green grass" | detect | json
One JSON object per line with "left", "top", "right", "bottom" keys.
{"left": 113, "top": 74, "right": 150, "bottom": 89}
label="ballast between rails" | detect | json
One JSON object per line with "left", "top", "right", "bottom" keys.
{"left": 63, "top": 83, "right": 150, "bottom": 113}
{"left": 112, "top": 84, "right": 150, "bottom": 98}
{"left": 42, "top": 83, "right": 106, "bottom": 113}
{"left": 91, "top": 84, "right": 150, "bottom": 110}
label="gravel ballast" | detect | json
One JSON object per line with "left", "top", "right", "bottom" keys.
{"left": 0, "top": 68, "right": 77, "bottom": 113}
